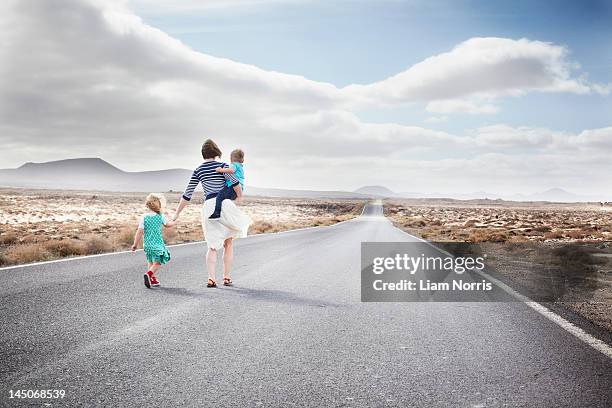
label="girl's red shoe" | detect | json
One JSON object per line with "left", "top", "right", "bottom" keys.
{"left": 144, "top": 270, "right": 153, "bottom": 288}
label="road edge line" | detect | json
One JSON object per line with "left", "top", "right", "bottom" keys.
{"left": 387, "top": 215, "right": 612, "bottom": 359}
{"left": 0, "top": 201, "right": 369, "bottom": 271}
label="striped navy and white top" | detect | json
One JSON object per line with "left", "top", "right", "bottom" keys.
{"left": 182, "top": 160, "right": 240, "bottom": 201}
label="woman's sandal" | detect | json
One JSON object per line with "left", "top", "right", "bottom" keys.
{"left": 207, "top": 278, "right": 217, "bottom": 288}
{"left": 223, "top": 277, "right": 233, "bottom": 286}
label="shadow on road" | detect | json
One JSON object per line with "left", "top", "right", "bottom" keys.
{"left": 155, "top": 286, "right": 342, "bottom": 308}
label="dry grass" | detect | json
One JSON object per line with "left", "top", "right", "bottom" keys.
{"left": 385, "top": 199, "right": 612, "bottom": 332}
{"left": 0, "top": 231, "right": 18, "bottom": 246}
{"left": 4, "top": 243, "right": 52, "bottom": 265}
{"left": 0, "top": 188, "right": 364, "bottom": 266}
{"left": 85, "top": 237, "right": 113, "bottom": 254}
{"left": 44, "top": 239, "right": 87, "bottom": 257}
{"left": 0, "top": 236, "right": 122, "bottom": 266}
{"left": 482, "top": 241, "right": 612, "bottom": 331}
{"left": 467, "top": 229, "right": 509, "bottom": 243}
{"left": 116, "top": 226, "right": 137, "bottom": 247}
{"left": 385, "top": 199, "right": 611, "bottom": 244}
{"left": 249, "top": 221, "right": 283, "bottom": 234}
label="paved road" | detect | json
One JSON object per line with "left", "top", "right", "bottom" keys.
{"left": 1, "top": 203, "right": 610, "bottom": 407}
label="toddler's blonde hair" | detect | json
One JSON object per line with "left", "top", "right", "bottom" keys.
{"left": 231, "top": 149, "right": 244, "bottom": 163}
{"left": 145, "top": 193, "right": 166, "bottom": 214}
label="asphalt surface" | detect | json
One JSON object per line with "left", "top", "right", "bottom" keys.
{"left": 1, "top": 203, "right": 611, "bottom": 407}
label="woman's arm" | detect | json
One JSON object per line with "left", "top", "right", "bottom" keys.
{"left": 173, "top": 197, "right": 189, "bottom": 221}
{"left": 182, "top": 170, "right": 199, "bottom": 202}
{"left": 176, "top": 168, "right": 200, "bottom": 220}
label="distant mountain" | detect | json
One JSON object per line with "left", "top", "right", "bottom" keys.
{"left": 400, "top": 188, "right": 600, "bottom": 202}
{"left": 354, "top": 185, "right": 396, "bottom": 197}
{"left": 0, "top": 158, "right": 603, "bottom": 202}
{"left": 0, "top": 158, "right": 370, "bottom": 198}
{"left": 0, "top": 158, "right": 192, "bottom": 192}
{"left": 17, "top": 158, "right": 122, "bottom": 175}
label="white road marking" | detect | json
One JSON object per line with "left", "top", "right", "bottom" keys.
{"left": 391, "top": 217, "right": 612, "bottom": 359}
{"left": 6, "top": 202, "right": 608, "bottom": 360}
{"left": 476, "top": 268, "right": 612, "bottom": 359}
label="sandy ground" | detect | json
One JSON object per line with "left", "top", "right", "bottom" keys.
{"left": 0, "top": 188, "right": 364, "bottom": 266}
{"left": 384, "top": 198, "right": 612, "bottom": 242}
{"left": 0, "top": 190, "right": 361, "bottom": 228}
{"left": 2, "top": 190, "right": 609, "bottom": 331}
{"left": 385, "top": 198, "right": 612, "bottom": 332}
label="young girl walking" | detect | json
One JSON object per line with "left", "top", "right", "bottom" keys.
{"left": 132, "top": 193, "right": 175, "bottom": 288}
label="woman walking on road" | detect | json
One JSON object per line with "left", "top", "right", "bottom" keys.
{"left": 173, "top": 139, "right": 252, "bottom": 287}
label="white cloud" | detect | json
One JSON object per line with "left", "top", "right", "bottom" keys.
{"left": 343, "top": 37, "right": 600, "bottom": 106}
{"left": 469, "top": 125, "right": 612, "bottom": 152}
{"left": 281, "top": 151, "right": 612, "bottom": 196}
{"left": 424, "top": 116, "right": 448, "bottom": 124}
{"left": 0, "top": 0, "right": 610, "bottom": 194}
{"left": 591, "top": 83, "right": 612, "bottom": 95}
{"left": 569, "top": 127, "right": 612, "bottom": 149}
{"left": 470, "top": 125, "right": 557, "bottom": 148}
{"left": 426, "top": 99, "right": 499, "bottom": 115}
{"left": 127, "top": 0, "right": 303, "bottom": 13}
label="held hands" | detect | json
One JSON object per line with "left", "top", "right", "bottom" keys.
{"left": 215, "top": 167, "right": 223, "bottom": 173}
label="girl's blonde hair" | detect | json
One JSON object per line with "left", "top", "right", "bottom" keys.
{"left": 145, "top": 193, "right": 166, "bottom": 214}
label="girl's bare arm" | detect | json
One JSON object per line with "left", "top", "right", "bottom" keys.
{"left": 131, "top": 228, "right": 143, "bottom": 251}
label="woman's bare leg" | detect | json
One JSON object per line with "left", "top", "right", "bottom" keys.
{"left": 206, "top": 248, "right": 217, "bottom": 282}
{"left": 147, "top": 261, "right": 153, "bottom": 271}
{"left": 223, "top": 238, "right": 233, "bottom": 280}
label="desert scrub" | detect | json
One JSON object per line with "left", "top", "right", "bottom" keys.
{"left": 115, "top": 225, "right": 137, "bottom": 247}
{"left": 162, "top": 225, "right": 178, "bottom": 244}
{"left": 249, "top": 221, "right": 282, "bottom": 234}
{"left": 0, "top": 231, "right": 18, "bottom": 246}
{"left": 0, "top": 193, "right": 367, "bottom": 266}
{"left": 4, "top": 243, "right": 52, "bottom": 264}
{"left": 44, "top": 239, "right": 87, "bottom": 257}
{"left": 384, "top": 200, "right": 611, "bottom": 243}
{"left": 249, "top": 221, "right": 301, "bottom": 234}
{"left": 468, "top": 228, "right": 509, "bottom": 243}
{"left": 0, "top": 235, "right": 121, "bottom": 266}
{"left": 85, "top": 236, "right": 113, "bottom": 254}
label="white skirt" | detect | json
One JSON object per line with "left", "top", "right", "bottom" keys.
{"left": 201, "top": 197, "right": 252, "bottom": 250}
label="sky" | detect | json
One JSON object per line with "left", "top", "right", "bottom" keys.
{"left": 1, "top": 0, "right": 611, "bottom": 195}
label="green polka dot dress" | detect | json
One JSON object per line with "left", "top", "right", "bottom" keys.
{"left": 140, "top": 213, "right": 171, "bottom": 264}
